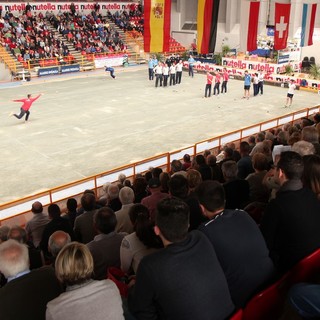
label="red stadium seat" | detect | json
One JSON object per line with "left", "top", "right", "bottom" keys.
{"left": 287, "top": 248, "right": 320, "bottom": 285}
{"left": 242, "top": 273, "right": 289, "bottom": 320}
{"left": 229, "top": 309, "right": 243, "bottom": 320}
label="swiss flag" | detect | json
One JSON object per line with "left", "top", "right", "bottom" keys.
{"left": 274, "top": 3, "right": 291, "bottom": 50}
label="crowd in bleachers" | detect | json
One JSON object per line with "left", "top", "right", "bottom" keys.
{"left": 1, "top": 113, "right": 320, "bottom": 319}
{"left": 0, "top": 8, "right": 74, "bottom": 68}
{"left": 47, "top": 7, "right": 127, "bottom": 55}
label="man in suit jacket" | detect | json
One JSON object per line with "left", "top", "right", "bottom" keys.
{"left": 0, "top": 239, "right": 62, "bottom": 320}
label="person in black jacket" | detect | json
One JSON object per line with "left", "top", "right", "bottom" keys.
{"left": 129, "top": 197, "right": 234, "bottom": 320}
{"left": 260, "top": 151, "right": 320, "bottom": 273}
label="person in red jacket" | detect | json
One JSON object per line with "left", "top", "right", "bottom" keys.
{"left": 10, "top": 93, "right": 42, "bottom": 122}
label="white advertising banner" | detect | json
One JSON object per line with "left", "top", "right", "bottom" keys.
{"left": 94, "top": 54, "right": 126, "bottom": 68}
{"left": 0, "top": 2, "right": 135, "bottom": 15}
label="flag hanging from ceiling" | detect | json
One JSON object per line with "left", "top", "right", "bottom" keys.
{"left": 240, "top": 1, "right": 260, "bottom": 52}
{"left": 197, "top": 0, "right": 220, "bottom": 54}
{"left": 144, "top": 0, "right": 171, "bottom": 53}
{"left": 274, "top": 3, "right": 291, "bottom": 50}
{"left": 300, "top": 3, "right": 317, "bottom": 47}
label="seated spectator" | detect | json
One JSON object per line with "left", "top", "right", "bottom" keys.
{"left": 169, "top": 174, "right": 205, "bottom": 230}
{"left": 46, "top": 242, "right": 124, "bottom": 320}
{"left": 291, "top": 140, "right": 315, "bottom": 156}
{"left": 237, "top": 141, "right": 254, "bottom": 179}
{"left": 128, "top": 198, "right": 234, "bottom": 320}
{"left": 8, "top": 225, "right": 44, "bottom": 270}
{"left": 87, "top": 207, "right": 125, "bottom": 280}
{"left": 186, "top": 169, "right": 202, "bottom": 195}
{"left": 132, "top": 176, "right": 148, "bottom": 203}
{"left": 25, "top": 201, "right": 50, "bottom": 248}
{"left": 107, "top": 183, "right": 122, "bottom": 212}
{"left": 63, "top": 198, "right": 78, "bottom": 228}
{"left": 182, "top": 153, "right": 192, "bottom": 171}
{"left": 74, "top": 192, "right": 97, "bottom": 244}
{"left": 120, "top": 204, "right": 162, "bottom": 274}
{"left": 222, "top": 160, "right": 250, "bottom": 209}
{"left": 196, "top": 181, "right": 275, "bottom": 308}
{"left": 260, "top": 151, "right": 320, "bottom": 273}
{"left": 141, "top": 178, "right": 169, "bottom": 221}
{"left": 194, "top": 154, "right": 212, "bottom": 181}
{"left": 302, "top": 154, "right": 320, "bottom": 199}
{"left": 0, "top": 225, "right": 9, "bottom": 244}
{"left": 48, "top": 231, "right": 71, "bottom": 266}
{"left": 0, "top": 240, "right": 61, "bottom": 320}
{"left": 40, "top": 204, "right": 75, "bottom": 259}
{"left": 207, "top": 154, "right": 223, "bottom": 182}
{"left": 115, "top": 187, "right": 135, "bottom": 234}
{"left": 246, "top": 153, "right": 270, "bottom": 203}
{"left": 170, "top": 159, "right": 183, "bottom": 176}
{"left": 301, "top": 126, "right": 320, "bottom": 155}
{"left": 159, "top": 171, "right": 170, "bottom": 193}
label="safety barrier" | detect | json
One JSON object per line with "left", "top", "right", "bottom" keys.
{"left": 0, "top": 105, "right": 319, "bottom": 225}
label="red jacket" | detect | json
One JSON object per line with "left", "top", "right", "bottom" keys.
{"left": 13, "top": 95, "right": 41, "bottom": 111}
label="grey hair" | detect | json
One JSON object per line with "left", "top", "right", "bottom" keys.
{"left": 119, "top": 186, "right": 135, "bottom": 205}
{"left": 0, "top": 239, "right": 29, "bottom": 278}
{"left": 292, "top": 141, "right": 315, "bottom": 156}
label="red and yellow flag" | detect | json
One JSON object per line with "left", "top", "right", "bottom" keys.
{"left": 197, "top": 0, "right": 220, "bottom": 54}
{"left": 144, "top": 0, "right": 171, "bottom": 53}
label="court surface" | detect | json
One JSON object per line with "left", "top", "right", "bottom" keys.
{"left": 0, "top": 65, "right": 319, "bottom": 204}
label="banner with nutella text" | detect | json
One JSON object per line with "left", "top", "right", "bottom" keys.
{"left": 144, "top": 0, "right": 171, "bottom": 53}
{"left": 0, "top": 2, "right": 136, "bottom": 15}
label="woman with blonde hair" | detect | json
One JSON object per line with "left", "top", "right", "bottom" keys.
{"left": 46, "top": 242, "right": 124, "bottom": 320}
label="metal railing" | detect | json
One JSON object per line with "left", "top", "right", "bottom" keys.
{"left": 1, "top": 105, "right": 319, "bottom": 225}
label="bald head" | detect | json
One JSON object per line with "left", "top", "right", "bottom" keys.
{"left": 48, "top": 231, "right": 71, "bottom": 257}
{"left": 31, "top": 201, "right": 43, "bottom": 214}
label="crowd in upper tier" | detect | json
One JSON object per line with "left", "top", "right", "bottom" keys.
{"left": 1, "top": 112, "right": 320, "bottom": 320}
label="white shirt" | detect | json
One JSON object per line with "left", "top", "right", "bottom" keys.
{"left": 176, "top": 62, "right": 183, "bottom": 72}
{"left": 288, "top": 83, "right": 296, "bottom": 95}
{"left": 169, "top": 65, "right": 176, "bottom": 74}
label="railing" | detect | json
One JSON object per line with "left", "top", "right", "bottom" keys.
{"left": 1, "top": 105, "right": 319, "bottom": 226}
{"left": 0, "top": 45, "right": 17, "bottom": 73}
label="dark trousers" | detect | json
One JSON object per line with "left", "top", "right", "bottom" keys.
{"left": 221, "top": 81, "right": 228, "bottom": 93}
{"left": 213, "top": 83, "right": 220, "bottom": 95}
{"left": 189, "top": 65, "right": 194, "bottom": 77}
{"left": 176, "top": 71, "right": 182, "bottom": 84}
{"left": 148, "top": 68, "right": 154, "bottom": 80}
{"left": 163, "top": 75, "right": 169, "bottom": 87}
{"left": 14, "top": 108, "right": 30, "bottom": 121}
{"left": 258, "top": 82, "right": 263, "bottom": 94}
{"left": 253, "top": 84, "right": 259, "bottom": 96}
{"left": 170, "top": 74, "right": 176, "bottom": 86}
{"left": 205, "top": 84, "right": 212, "bottom": 97}
{"left": 155, "top": 74, "right": 163, "bottom": 87}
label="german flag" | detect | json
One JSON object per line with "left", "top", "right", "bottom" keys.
{"left": 197, "top": 0, "right": 220, "bottom": 54}
{"left": 144, "top": 0, "right": 171, "bottom": 53}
